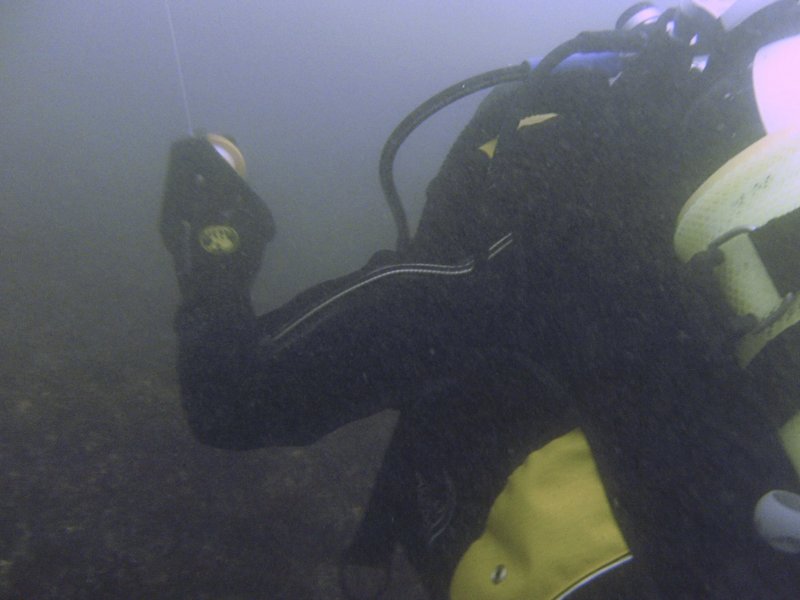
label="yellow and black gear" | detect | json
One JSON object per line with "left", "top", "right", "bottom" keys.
{"left": 674, "top": 128, "right": 800, "bottom": 474}
{"left": 446, "top": 113, "right": 633, "bottom": 600}
{"left": 450, "top": 429, "right": 630, "bottom": 600}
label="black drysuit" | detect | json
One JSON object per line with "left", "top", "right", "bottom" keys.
{"left": 164, "top": 11, "right": 800, "bottom": 599}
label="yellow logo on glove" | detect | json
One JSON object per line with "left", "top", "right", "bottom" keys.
{"left": 198, "top": 225, "right": 241, "bottom": 255}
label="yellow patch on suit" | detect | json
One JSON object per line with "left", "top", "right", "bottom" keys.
{"left": 478, "top": 113, "right": 560, "bottom": 158}
{"left": 450, "top": 429, "right": 630, "bottom": 600}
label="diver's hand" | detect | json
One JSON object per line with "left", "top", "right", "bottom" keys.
{"left": 159, "top": 137, "right": 275, "bottom": 304}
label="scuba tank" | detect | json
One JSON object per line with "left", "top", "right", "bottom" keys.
{"left": 670, "top": 5, "right": 800, "bottom": 554}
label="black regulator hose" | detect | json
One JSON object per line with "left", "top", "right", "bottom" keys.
{"left": 381, "top": 28, "right": 648, "bottom": 252}
{"left": 380, "top": 63, "right": 531, "bottom": 252}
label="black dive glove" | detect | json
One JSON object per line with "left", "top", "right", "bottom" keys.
{"left": 159, "top": 136, "right": 275, "bottom": 305}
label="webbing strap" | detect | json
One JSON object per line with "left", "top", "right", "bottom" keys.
{"left": 751, "top": 205, "right": 800, "bottom": 297}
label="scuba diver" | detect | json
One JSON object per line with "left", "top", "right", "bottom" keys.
{"left": 160, "top": 0, "right": 800, "bottom": 597}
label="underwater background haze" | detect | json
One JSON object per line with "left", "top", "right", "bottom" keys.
{"left": 1, "top": 1, "right": 636, "bottom": 597}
